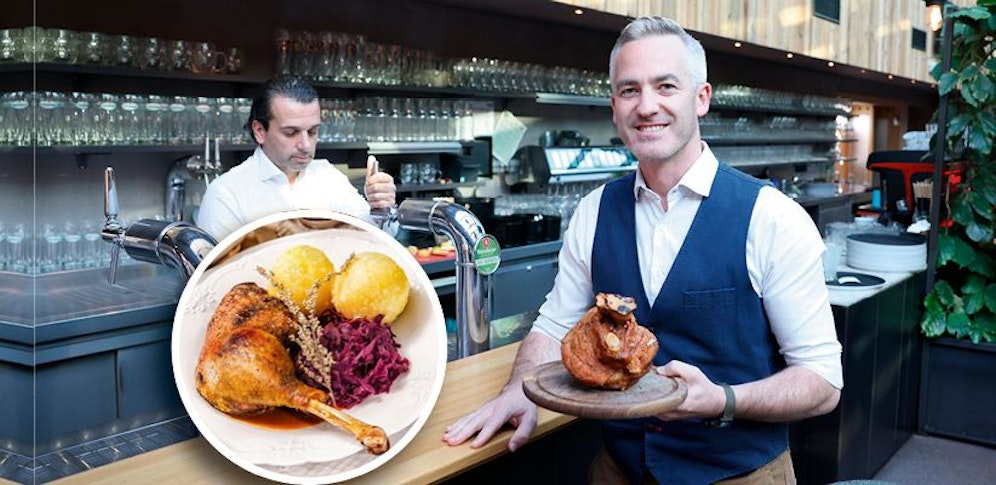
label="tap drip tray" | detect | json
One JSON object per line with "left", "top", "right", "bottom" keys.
{"left": 826, "top": 271, "right": 886, "bottom": 290}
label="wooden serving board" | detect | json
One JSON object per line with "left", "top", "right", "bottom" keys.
{"left": 522, "top": 361, "right": 686, "bottom": 419}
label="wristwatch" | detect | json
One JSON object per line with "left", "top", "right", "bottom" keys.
{"left": 704, "top": 383, "right": 735, "bottom": 428}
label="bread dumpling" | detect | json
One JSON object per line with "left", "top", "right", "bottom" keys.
{"left": 268, "top": 244, "right": 336, "bottom": 314}
{"left": 331, "top": 252, "right": 409, "bottom": 324}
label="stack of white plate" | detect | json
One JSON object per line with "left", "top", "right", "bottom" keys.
{"left": 846, "top": 233, "right": 927, "bottom": 272}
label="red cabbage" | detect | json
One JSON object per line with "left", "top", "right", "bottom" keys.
{"left": 296, "top": 311, "right": 410, "bottom": 409}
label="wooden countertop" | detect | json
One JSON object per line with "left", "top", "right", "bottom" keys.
{"left": 51, "top": 342, "right": 577, "bottom": 484}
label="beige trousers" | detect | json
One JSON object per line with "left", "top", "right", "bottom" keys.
{"left": 588, "top": 448, "right": 796, "bottom": 485}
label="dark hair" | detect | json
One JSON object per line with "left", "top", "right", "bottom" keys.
{"left": 245, "top": 75, "right": 319, "bottom": 142}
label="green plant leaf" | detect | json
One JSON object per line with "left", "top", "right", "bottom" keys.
{"left": 966, "top": 291, "right": 986, "bottom": 315}
{"left": 949, "top": 113, "right": 972, "bottom": 135}
{"left": 948, "top": 310, "right": 973, "bottom": 338}
{"left": 951, "top": 193, "right": 977, "bottom": 226}
{"left": 968, "top": 125, "right": 993, "bottom": 153}
{"left": 978, "top": 110, "right": 996, "bottom": 136}
{"left": 975, "top": 251, "right": 996, "bottom": 279}
{"left": 921, "top": 293, "right": 948, "bottom": 337}
{"left": 937, "top": 233, "right": 957, "bottom": 266}
{"left": 952, "top": 6, "right": 993, "bottom": 22}
{"left": 968, "top": 71, "right": 995, "bottom": 104}
{"left": 986, "top": 283, "right": 996, "bottom": 313}
{"left": 964, "top": 274, "right": 986, "bottom": 294}
{"left": 967, "top": 221, "right": 994, "bottom": 243}
{"left": 939, "top": 71, "right": 959, "bottom": 96}
{"left": 977, "top": 175, "right": 996, "bottom": 206}
{"left": 974, "top": 312, "right": 996, "bottom": 343}
{"left": 951, "top": 236, "right": 979, "bottom": 268}
{"left": 935, "top": 280, "right": 956, "bottom": 307}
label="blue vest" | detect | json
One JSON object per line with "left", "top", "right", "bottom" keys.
{"left": 592, "top": 166, "right": 787, "bottom": 484}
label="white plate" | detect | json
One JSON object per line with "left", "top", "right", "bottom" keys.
{"left": 172, "top": 209, "right": 447, "bottom": 484}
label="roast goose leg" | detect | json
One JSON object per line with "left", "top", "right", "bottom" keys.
{"left": 195, "top": 326, "right": 389, "bottom": 455}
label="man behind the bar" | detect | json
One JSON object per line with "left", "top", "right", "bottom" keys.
{"left": 443, "top": 16, "right": 842, "bottom": 484}
{"left": 197, "top": 75, "right": 396, "bottom": 241}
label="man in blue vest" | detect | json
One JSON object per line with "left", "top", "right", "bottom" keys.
{"left": 443, "top": 16, "right": 842, "bottom": 484}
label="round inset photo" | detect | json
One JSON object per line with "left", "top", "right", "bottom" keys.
{"left": 172, "top": 209, "right": 447, "bottom": 484}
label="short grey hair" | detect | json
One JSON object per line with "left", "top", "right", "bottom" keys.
{"left": 609, "top": 16, "right": 708, "bottom": 87}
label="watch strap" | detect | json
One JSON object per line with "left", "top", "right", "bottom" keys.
{"left": 705, "top": 382, "right": 735, "bottom": 428}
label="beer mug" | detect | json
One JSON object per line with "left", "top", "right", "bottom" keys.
{"left": 189, "top": 41, "right": 223, "bottom": 74}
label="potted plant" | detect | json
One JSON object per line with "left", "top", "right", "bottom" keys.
{"left": 918, "top": 0, "right": 996, "bottom": 446}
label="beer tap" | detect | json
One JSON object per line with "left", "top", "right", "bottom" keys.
{"left": 103, "top": 166, "right": 218, "bottom": 284}
{"left": 397, "top": 198, "right": 495, "bottom": 358}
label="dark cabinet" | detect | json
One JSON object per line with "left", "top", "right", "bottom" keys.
{"left": 32, "top": 321, "right": 181, "bottom": 455}
{"left": 117, "top": 340, "right": 185, "bottom": 422}
{"left": 35, "top": 353, "right": 118, "bottom": 453}
{"left": 790, "top": 272, "right": 924, "bottom": 484}
{"left": 491, "top": 257, "right": 559, "bottom": 320}
{"left": 0, "top": 360, "right": 34, "bottom": 455}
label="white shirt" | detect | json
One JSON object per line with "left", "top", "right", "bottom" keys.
{"left": 196, "top": 147, "right": 380, "bottom": 241}
{"left": 532, "top": 144, "right": 843, "bottom": 389}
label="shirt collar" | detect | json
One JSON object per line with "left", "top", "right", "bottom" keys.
{"left": 633, "top": 141, "right": 719, "bottom": 200}
{"left": 251, "top": 147, "right": 288, "bottom": 183}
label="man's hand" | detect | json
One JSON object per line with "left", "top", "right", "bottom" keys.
{"left": 364, "top": 155, "right": 396, "bottom": 209}
{"left": 442, "top": 383, "right": 538, "bottom": 452}
{"left": 442, "top": 331, "right": 559, "bottom": 452}
{"left": 653, "top": 360, "right": 726, "bottom": 421}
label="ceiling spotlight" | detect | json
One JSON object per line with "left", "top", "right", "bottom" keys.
{"left": 574, "top": 8, "right": 583, "bottom": 15}
{"left": 786, "top": 53, "right": 794, "bottom": 59}
{"left": 734, "top": 41, "right": 742, "bottom": 48}
{"left": 827, "top": 61, "right": 835, "bottom": 67}
{"left": 888, "top": 74, "right": 895, "bottom": 79}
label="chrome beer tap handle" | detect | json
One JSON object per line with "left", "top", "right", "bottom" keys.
{"left": 102, "top": 167, "right": 125, "bottom": 284}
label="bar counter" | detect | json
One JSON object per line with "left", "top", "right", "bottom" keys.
{"left": 49, "top": 341, "right": 576, "bottom": 484}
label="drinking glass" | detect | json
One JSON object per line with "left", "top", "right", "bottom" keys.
{"left": 80, "top": 31, "right": 107, "bottom": 64}
{"left": 142, "top": 94, "right": 167, "bottom": 144}
{"left": 39, "top": 224, "right": 63, "bottom": 273}
{"left": 224, "top": 47, "right": 244, "bottom": 74}
{"left": 5, "top": 224, "right": 27, "bottom": 273}
{"left": 81, "top": 223, "right": 102, "bottom": 268}
{"left": 822, "top": 241, "right": 842, "bottom": 282}
{"left": 190, "top": 97, "right": 214, "bottom": 142}
{"left": 213, "top": 97, "right": 236, "bottom": 142}
{"left": 167, "top": 96, "right": 190, "bottom": 144}
{"left": 274, "top": 29, "right": 292, "bottom": 75}
{"left": 399, "top": 163, "right": 417, "bottom": 185}
{"left": 35, "top": 91, "right": 62, "bottom": 145}
{"left": 417, "top": 162, "right": 440, "bottom": 184}
{"left": 137, "top": 37, "right": 166, "bottom": 70}
{"left": 167, "top": 39, "right": 190, "bottom": 71}
{"left": 316, "top": 31, "right": 337, "bottom": 80}
{"left": 1, "top": 92, "right": 31, "bottom": 145}
{"left": 62, "top": 221, "right": 83, "bottom": 270}
{"left": 48, "top": 29, "right": 79, "bottom": 63}
{"left": 111, "top": 35, "right": 136, "bottom": 67}
{"left": 119, "top": 94, "right": 144, "bottom": 144}
{"left": 96, "top": 93, "right": 122, "bottom": 145}
{"left": 0, "top": 29, "right": 21, "bottom": 63}
{"left": 291, "top": 31, "right": 315, "bottom": 77}
{"left": 232, "top": 98, "right": 252, "bottom": 144}
{"left": 189, "top": 41, "right": 220, "bottom": 74}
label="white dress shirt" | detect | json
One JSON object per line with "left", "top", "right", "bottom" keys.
{"left": 532, "top": 143, "right": 843, "bottom": 389}
{"left": 196, "top": 147, "right": 380, "bottom": 241}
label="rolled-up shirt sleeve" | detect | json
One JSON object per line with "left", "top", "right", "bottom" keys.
{"left": 530, "top": 187, "right": 601, "bottom": 342}
{"left": 749, "top": 187, "right": 843, "bottom": 389}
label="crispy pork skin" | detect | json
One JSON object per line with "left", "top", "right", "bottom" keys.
{"left": 561, "top": 293, "right": 658, "bottom": 390}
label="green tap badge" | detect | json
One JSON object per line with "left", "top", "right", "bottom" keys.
{"left": 473, "top": 234, "right": 501, "bottom": 275}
